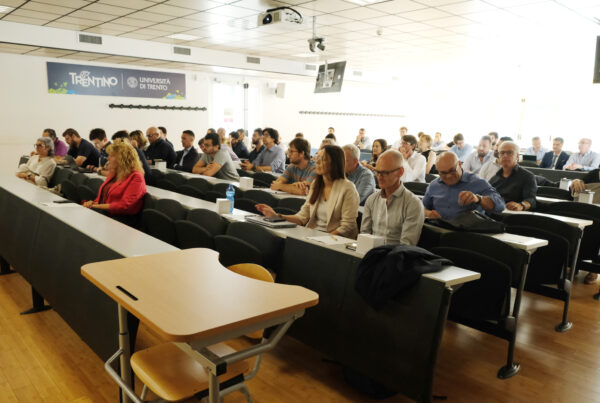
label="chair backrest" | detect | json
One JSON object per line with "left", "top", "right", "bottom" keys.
{"left": 156, "top": 178, "right": 178, "bottom": 192}
{"left": 187, "top": 208, "right": 228, "bottom": 236}
{"left": 61, "top": 180, "right": 80, "bottom": 203}
{"left": 177, "top": 185, "right": 205, "bottom": 199}
{"left": 174, "top": 220, "right": 214, "bottom": 250}
{"left": 204, "top": 191, "right": 224, "bottom": 203}
{"left": 77, "top": 185, "right": 97, "bottom": 203}
{"left": 431, "top": 247, "right": 511, "bottom": 321}
{"left": 50, "top": 167, "right": 73, "bottom": 187}
{"left": 253, "top": 172, "right": 277, "bottom": 185}
{"left": 164, "top": 172, "right": 187, "bottom": 186}
{"left": 142, "top": 209, "right": 178, "bottom": 246}
{"left": 237, "top": 169, "right": 254, "bottom": 178}
{"left": 235, "top": 198, "right": 260, "bottom": 214}
{"left": 227, "top": 263, "right": 274, "bottom": 283}
{"left": 71, "top": 172, "right": 89, "bottom": 187}
{"left": 536, "top": 186, "right": 573, "bottom": 201}
{"left": 143, "top": 194, "right": 156, "bottom": 210}
{"left": 155, "top": 199, "right": 188, "bottom": 221}
{"left": 404, "top": 182, "right": 429, "bottom": 196}
{"left": 226, "top": 221, "right": 284, "bottom": 272}
{"left": 439, "top": 231, "right": 529, "bottom": 289}
{"left": 542, "top": 202, "right": 600, "bottom": 262}
{"left": 87, "top": 177, "right": 105, "bottom": 193}
{"left": 242, "top": 190, "right": 278, "bottom": 207}
{"left": 214, "top": 235, "right": 263, "bottom": 268}
{"left": 213, "top": 183, "right": 234, "bottom": 195}
{"left": 277, "top": 197, "right": 305, "bottom": 213}
{"left": 252, "top": 179, "right": 271, "bottom": 188}
{"left": 150, "top": 168, "right": 165, "bottom": 181}
{"left": 425, "top": 174, "right": 437, "bottom": 183}
{"left": 186, "top": 177, "right": 213, "bottom": 193}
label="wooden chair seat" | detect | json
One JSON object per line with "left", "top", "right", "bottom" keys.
{"left": 131, "top": 342, "right": 250, "bottom": 402}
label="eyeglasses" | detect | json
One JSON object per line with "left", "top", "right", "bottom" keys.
{"left": 438, "top": 165, "right": 459, "bottom": 176}
{"left": 374, "top": 168, "right": 401, "bottom": 176}
{"left": 34, "top": 144, "right": 44, "bottom": 148}
{"left": 288, "top": 149, "right": 299, "bottom": 154}
{"left": 498, "top": 150, "right": 515, "bottom": 156}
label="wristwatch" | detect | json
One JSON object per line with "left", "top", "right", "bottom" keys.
{"left": 475, "top": 194, "right": 482, "bottom": 204}
{"left": 520, "top": 201, "right": 527, "bottom": 210}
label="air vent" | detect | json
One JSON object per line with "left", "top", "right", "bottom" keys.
{"left": 246, "top": 56, "right": 260, "bottom": 64}
{"left": 305, "top": 64, "right": 316, "bottom": 71}
{"left": 78, "top": 33, "right": 102, "bottom": 45}
{"left": 352, "top": 70, "right": 363, "bottom": 77}
{"left": 173, "top": 46, "right": 191, "bottom": 56}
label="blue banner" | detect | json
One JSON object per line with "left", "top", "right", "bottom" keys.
{"left": 47, "top": 62, "right": 186, "bottom": 99}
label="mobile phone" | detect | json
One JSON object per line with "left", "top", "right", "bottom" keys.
{"left": 345, "top": 242, "right": 357, "bottom": 251}
{"left": 53, "top": 200, "right": 76, "bottom": 204}
{"left": 264, "top": 216, "right": 286, "bottom": 223}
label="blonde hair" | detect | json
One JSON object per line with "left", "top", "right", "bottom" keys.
{"left": 130, "top": 130, "right": 148, "bottom": 149}
{"left": 106, "top": 140, "right": 143, "bottom": 179}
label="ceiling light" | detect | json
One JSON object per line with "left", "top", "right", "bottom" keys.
{"left": 167, "top": 34, "right": 199, "bottom": 41}
{"left": 0, "top": 6, "right": 14, "bottom": 13}
{"left": 345, "top": 0, "right": 387, "bottom": 5}
{"left": 292, "top": 53, "right": 317, "bottom": 58}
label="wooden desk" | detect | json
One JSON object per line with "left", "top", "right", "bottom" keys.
{"left": 82, "top": 248, "right": 318, "bottom": 403}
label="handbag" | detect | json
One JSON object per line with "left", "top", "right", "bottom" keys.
{"left": 426, "top": 210, "right": 506, "bottom": 233}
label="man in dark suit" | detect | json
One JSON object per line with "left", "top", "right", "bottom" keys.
{"left": 145, "top": 126, "right": 176, "bottom": 168}
{"left": 540, "top": 137, "right": 569, "bottom": 170}
{"left": 173, "top": 130, "right": 200, "bottom": 172}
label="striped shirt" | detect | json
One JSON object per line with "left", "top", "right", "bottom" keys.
{"left": 281, "top": 160, "right": 316, "bottom": 183}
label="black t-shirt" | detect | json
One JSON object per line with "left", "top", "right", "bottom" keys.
{"left": 145, "top": 138, "right": 176, "bottom": 168}
{"left": 68, "top": 138, "right": 100, "bottom": 167}
{"left": 489, "top": 164, "right": 537, "bottom": 209}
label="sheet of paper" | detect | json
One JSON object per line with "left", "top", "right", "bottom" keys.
{"left": 39, "top": 202, "right": 78, "bottom": 207}
{"left": 305, "top": 235, "right": 349, "bottom": 245}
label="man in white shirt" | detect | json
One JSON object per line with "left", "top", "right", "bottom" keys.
{"left": 462, "top": 135, "right": 494, "bottom": 175}
{"left": 399, "top": 135, "right": 426, "bottom": 182}
{"left": 479, "top": 136, "right": 512, "bottom": 181}
{"left": 565, "top": 138, "right": 600, "bottom": 171}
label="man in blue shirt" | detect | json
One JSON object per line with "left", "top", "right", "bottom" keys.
{"left": 423, "top": 152, "right": 505, "bottom": 219}
{"left": 343, "top": 144, "right": 376, "bottom": 204}
{"left": 271, "top": 137, "right": 315, "bottom": 195}
{"left": 448, "top": 133, "right": 473, "bottom": 162}
{"left": 524, "top": 136, "right": 548, "bottom": 165}
{"left": 240, "top": 127, "right": 286, "bottom": 173}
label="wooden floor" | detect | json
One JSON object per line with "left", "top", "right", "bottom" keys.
{"left": 2, "top": 271, "right": 600, "bottom": 403}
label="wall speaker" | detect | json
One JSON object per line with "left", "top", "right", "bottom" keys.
{"left": 276, "top": 82, "right": 285, "bottom": 98}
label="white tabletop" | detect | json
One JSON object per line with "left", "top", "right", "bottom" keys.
{"left": 537, "top": 196, "right": 600, "bottom": 207}
{"left": 502, "top": 210, "right": 593, "bottom": 230}
{"left": 1, "top": 175, "right": 176, "bottom": 257}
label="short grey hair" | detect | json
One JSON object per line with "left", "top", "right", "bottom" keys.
{"left": 38, "top": 137, "right": 54, "bottom": 156}
{"left": 499, "top": 141, "right": 519, "bottom": 154}
{"left": 379, "top": 149, "right": 404, "bottom": 168}
{"left": 342, "top": 144, "right": 360, "bottom": 161}
{"left": 321, "top": 138, "right": 336, "bottom": 147}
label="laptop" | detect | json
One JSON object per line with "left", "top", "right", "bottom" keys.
{"left": 522, "top": 155, "right": 537, "bottom": 162}
{"left": 244, "top": 215, "right": 297, "bottom": 228}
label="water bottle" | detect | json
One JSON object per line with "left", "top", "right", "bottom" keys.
{"left": 226, "top": 184, "right": 235, "bottom": 213}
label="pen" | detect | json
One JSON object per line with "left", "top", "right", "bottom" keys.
{"left": 330, "top": 235, "right": 337, "bottom": 241}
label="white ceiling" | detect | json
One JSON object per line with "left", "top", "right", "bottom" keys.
{"left": 1, "top": 0, "right": 600, "bottom": 72}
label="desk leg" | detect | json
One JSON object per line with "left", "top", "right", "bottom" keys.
{"left": 208, "top": 372, "right": 219, "bottom": 403}
{"left": 556, "top": 236, "right": 581, "bottom": 332}
{"left": 118, "top": 305, "right": 133, "bottom": 403}
{"left": 0, "top": 256, "right": 15, "bottom": 275}
{"left": 20, "top": 286, "right": 51, "bottom": 315}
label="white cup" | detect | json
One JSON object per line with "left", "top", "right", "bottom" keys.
{"left": 239, "top": 177, "right": 254, "bottom": 190}
{"left": 356, "top": 233, "right": 386, "bottom": 255}
{"left": 559, "top": 178, "right": 572, "bottom": 190}
{"left": 576, "top": 191, "right": 594, "bottom": 204}
{"left": 156, "top": 161, "right": 167, "bottom": 172}
{"left": 216, "top": 198, "right": 231, "bottom": 214}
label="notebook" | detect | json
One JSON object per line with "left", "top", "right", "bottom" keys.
{"left": 244, "top": 215, "right": 297, "bottom": 228}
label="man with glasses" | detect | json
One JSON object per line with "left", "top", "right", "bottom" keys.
{"left": 343, "top": 144, "right": 376, "bottom": 204}
{"left": 479, "top": 136, "right": 513, "bottom": 181}
{"left": 564, "top": 138, "right": 600, "bottom": 171}
{"left": 145, "top": 126, "right": 176, "bottom": 168}
{"left": 399, "top": 135, "right": 426, "bottom": 182}
{"left": 489, "top": 141, "right": 537, "bottom": 211}
{"left": 540, "top": 137, "right": 569, "bottom": 170}
{"left": 192, "top": 132, "right": 240, "bottom": 181}
{"left": 423, "top": 152, "right": 505, "bottom": 219}
{"left": 361, "top": 150, "right": 424, "bottom": 245}
{"left": 16, "top": 137, "right": 56, "bottom": 187}
{"left": 271, "top": 138, "right": 315, "bottom": 195}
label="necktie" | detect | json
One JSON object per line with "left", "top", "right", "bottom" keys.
{"left": 551, "top": 154, "right": 558, "bottom": 169}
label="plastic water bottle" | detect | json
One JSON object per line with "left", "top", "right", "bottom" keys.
{"left": 226, "top": 184, "right": 235, "bottom": 213}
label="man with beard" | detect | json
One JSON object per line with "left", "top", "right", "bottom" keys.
{"left": 248, "top": 128, "right": 265, "bottom": 163}
{"left": 479, "top": 136, "right": 513, "bottom": 181}
{"left": 462, "top": 135, "right": 494, "bottom": 175}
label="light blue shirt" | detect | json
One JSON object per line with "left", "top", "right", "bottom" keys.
{"left": 346, "top": 163, "right": 376, "bottom": 204}
{"left": 524, "top": 146, "right": 548, "bottom": 161}
{"left": 564, "top": 150, "right": 600, "bottom": 171}
{"left": 462, "top": 150, "right": 494, "bottom": 174}
{"left": 449, "top": 144, "right": 473, "bottom": 162}
{"left": 253, "top": 144, "right": 286, "bottom": 173}
{"left": 422, "top": 171, "right": 505, "bottom": 219}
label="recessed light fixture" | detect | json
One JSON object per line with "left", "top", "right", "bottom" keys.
{"left": 167, "top": 34, "right": 199, "bottom": 41}
{"left": 0, "top": 5, "right": 14, "bottom": 13}
{"left": 292, "top": 53, "right": 317, "bottom": 58}
{"left": 345, "top": 0, "right": 386, "bottom": 5}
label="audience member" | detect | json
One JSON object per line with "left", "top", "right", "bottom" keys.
{"left": 295, "top": 132, "right": 304, "bottom": 138}
{"left": 328, "top": 127, "right": 335, "bottom": 135}
{"left": 524, "top": 136, "right": 548, "bottom": 165}
{"left": 248, "top": 128, "right": 265, "bottom": 163}
{"left": 256, "top": 145, "right": 359, "bottom": 238}
{"left": 489, "top": 132, "right": 499, "bottom": 148}
{"left": 82, "top": 140, "right": 146, "bottom": 216}
{"left": 432, "top": 132, "right": 445, "bottom": 150}
{"left": 198, "top": 137, "right": 207, "bottom": 154}
{"left": 89, "top": 128, "right": 111, "bottom": 170}
{"left": 489, "top": 141, "right": 537, "bottom": 211}
{"left": 361, "top": 139, "right": 387, "bottom": 172}
{"left": 462, "top": 135, "right": 493, "bottom": 175}
{"left": 16, "top": 137, "right": 56, "bottom": 187}
{"left": 192, "top": 132, "right": 240, "bottom": 181}
{"left": 448, "top": 133, "right": 473, "bottom": 162}
{"left": 540, "top": 137, "right": 569, "bottom": 170}
{"left": 230, "top": 131, "right": 250, "bottom": 159}
{"left": 325, "top": 133, "right": 337, "bottom": 143}
{"left": 320, "top": 138, "right": 336, "bottom": 148}
{"left": 353, "top": 128, "right": 371, "bottom": 150}
{"left": 42, "top": 128, "right": 67, "bottom": 157}
{"left": 241, "top": 128, "right": 286, "bottom": 173}
{"left": 145, "top": 126, "right": 176, "bottom": 168}
{"left": 361, "top": 150, "right": 424, "bottom": 245}
{"left": 237, "top": 128, "right": 250, "bottom": 149}
{"left": 565, "top": 138, "right": 600, "bottom": 171}
{"left": 271, "top": 138, "right": 315, "bottom": 195}
{"left": 418, "top": 134, "right": 437, "bottom": 174}
{"left": 130, "top": 130, "right": 148, "bottom": 151}
{"left": 343, "top": 144, "right": 376, "bottom": 204}
{"left": 422, "top": 152, "right": 505, "bottom": 219}
{"left": 63, "top": 128, "right": 100, "bottom": 167}
{"left": 111, "top": 131, "right": 151, "bottom": 183}
{"left": 173, "top": 130, "right": 200, "bottom": 173}
{"left": 479, "top": 136, "right": 513, "bottom": 181}
{"left": 399, "top": 135, "right": 426, "bottom": 182}
{"left": 215, "top": 127, "right": 240, "bottom": 162}
{"left": 158, "top": 126, "right": 173, "bottom": 148}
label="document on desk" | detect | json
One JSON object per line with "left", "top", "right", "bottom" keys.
{"left": 39, "top": 201, "right": 78, "bottom": 207}
{"left": 305, "top": 235, "right": 349, "bottom": 245}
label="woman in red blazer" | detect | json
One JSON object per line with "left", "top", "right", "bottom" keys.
{"left": 83, "top": 140, "right": 146, "bottom": 215}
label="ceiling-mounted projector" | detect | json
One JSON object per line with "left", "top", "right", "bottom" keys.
{"left": 258, "top": 7, "right": 303, "bottom": 26}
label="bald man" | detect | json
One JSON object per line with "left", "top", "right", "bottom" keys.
{"left": 361, "top": 150, "right": 424, "bottom": 245}
{"left": 145, "top": 126, "right": 176, "bottom": 168}
{"left": 564, "top": 138, "right": 600, "bottom": 171}
{"left": 423, "top": 152, "right": 505, "bottom": 219}
{"left": 489, "top": 141, "right": 537, "bottom": 211}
